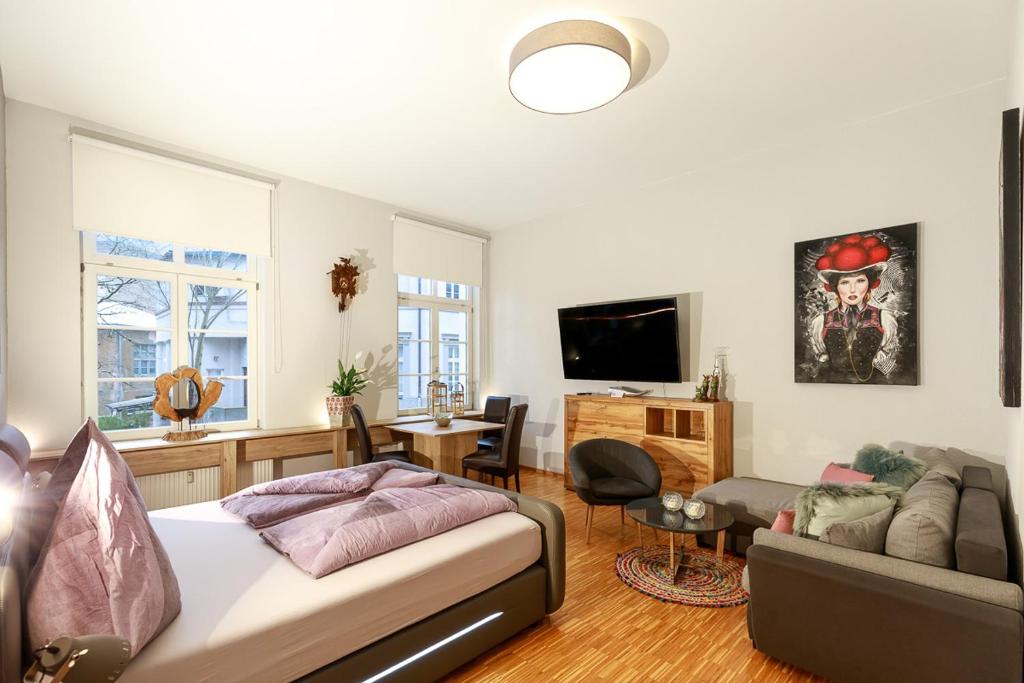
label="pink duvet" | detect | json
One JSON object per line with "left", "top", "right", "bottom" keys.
{"left": 260, "top": 484, "right": 517, "bottom": 578}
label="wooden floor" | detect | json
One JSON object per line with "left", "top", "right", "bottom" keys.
{"left": 445, "top": 468, "right": 824, "bottom": 683}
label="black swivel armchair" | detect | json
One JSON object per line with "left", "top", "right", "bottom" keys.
{"left": 351, "top": 404, "right": 412, "bottom": 465}
{"left": 462, "top": 403, "right": 527, "bottom": 491}
{"left": 568, "top": 438, "right": 662, "bottom": 543}
{"left": 477, "top": 395, "right": 511, "bottom": 451}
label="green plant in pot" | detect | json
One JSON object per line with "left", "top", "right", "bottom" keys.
{"left": 326, "top": 361, "right": 370, "bottom": 426}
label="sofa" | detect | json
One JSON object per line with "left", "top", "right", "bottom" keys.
{"left": 695, "top": 442, "right": 1024, "bottom": 683}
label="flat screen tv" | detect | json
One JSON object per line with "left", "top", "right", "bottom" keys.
{"left": 557, "top": 297, "right": 682, "bottom": 382}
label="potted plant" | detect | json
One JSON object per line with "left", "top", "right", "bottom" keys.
{"left": 326, "top": 361, "right": 370, "bottom": 426}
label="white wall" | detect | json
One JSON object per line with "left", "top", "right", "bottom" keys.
{"left": 489, "top": 82, "right": 1013, "bottom": 485}
{"left": 0, "top": 69, "right": 7, "bottom": 424}
{"left": 1007, "top": 0, "right": 1024, "bottom": 520}
{"left": 4, "top": 99, "right": 409, "bottom": 451}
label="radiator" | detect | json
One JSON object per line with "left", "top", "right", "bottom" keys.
{"left": 137, "top": 460, "right": 274, "bottom": 510}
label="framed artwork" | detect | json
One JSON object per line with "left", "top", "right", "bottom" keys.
{"left": 794, "top": 223, "right": 918, "bottom": 385}
{"left": 1000, "top": 108, "right": 1021, "bottom": 408}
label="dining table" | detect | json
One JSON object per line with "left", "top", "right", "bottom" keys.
{"left": 388, "top": 418, "right": 506, "bottom": 475}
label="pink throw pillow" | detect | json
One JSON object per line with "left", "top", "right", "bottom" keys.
{"left": 371, "top": 468, "right": 439, "bottom": 490}
{"left": 771, "top": 509, "right": 796, "bottom": 534}
{"left": 821, "top": 462, "right": 874, "bottom": 484}
{"left": 26, "top": 419, "right": 181, "bottom": 656}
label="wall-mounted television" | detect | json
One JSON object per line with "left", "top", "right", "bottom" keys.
{"left": 557, "top": 297, "right": 683, "bottom": 382}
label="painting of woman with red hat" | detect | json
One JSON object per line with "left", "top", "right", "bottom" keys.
{"left": 794, "top": 223, "right": 918, "bottom": 385}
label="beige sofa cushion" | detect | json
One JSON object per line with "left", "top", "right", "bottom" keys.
{"left": 820, "top": 503, "right": 894, "bottom": 553}
{"left": 885, "top": 470, "right": 958, "bottom": 568}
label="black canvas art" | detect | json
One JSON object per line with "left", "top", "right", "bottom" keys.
{"left": 999, "top": 108, "right": 1021, "bottom": 407}
{"left": 794, "top": 224, "right": 918, "bottom": 385}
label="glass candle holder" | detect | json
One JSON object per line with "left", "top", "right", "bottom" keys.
{"left": 683, "top": 498, "right": 706, "bottom": 520}
{"left": 661, "top": 491, "right": 684, "bottom": 511}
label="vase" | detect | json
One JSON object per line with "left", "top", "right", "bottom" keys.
{"left": 326, "top": 395, "right": 355, "bottom": 427}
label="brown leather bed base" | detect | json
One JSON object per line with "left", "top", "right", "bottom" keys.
{"left": 299, "top": 564, "right": 547, "bottom": 683}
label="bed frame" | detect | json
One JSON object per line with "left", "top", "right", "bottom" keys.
{"left": 0, "top": 460, "right": 565, "bottom": 683}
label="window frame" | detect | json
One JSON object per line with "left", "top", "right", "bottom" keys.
{"left": 397, "top": 278, "right": 474, "bottom": 416}
{"left": 83, "top": 249, "right": 259, "bottom": 440}
{"left": 83, "top": 232, "right": 253, "bottom": 280}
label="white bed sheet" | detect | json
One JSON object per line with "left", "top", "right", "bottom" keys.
{"left": 120, "top": 501, "right": 541, "bottom": 683}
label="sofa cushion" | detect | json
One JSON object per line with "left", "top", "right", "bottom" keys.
{"left": 891, "top": 442, "right": 1008, "bottom": 510}
{"left": 852, "top": 444, "right": 927, "bottom": 489}
{"left": 885, "top": 470, "right": 959, "bottom": 568}
{"left": 589, "top": 476, "right": 654, "bottom": 499}
{"left": 820, "top": 503, "right": 894, "bottom": 553}
{"left": 956, "top": 487, "right": 1007, "bottom": 580}
{"left": 795, "top": 482, "right": 904, "bottom": 537}
{"left": 771, "top": 509, "right": 795, "bottom": 534}
{"left": 962, "top": 465, "right": 994, "bottom": 492}
{"left": 694, "top": 477, "right": 804, "bottom": 528}
{"left": 820, "top": 462, "right": 873, "bottom": 484}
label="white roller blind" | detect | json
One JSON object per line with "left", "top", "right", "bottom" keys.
{"left": 72, "top": 134, "right": 274, "bottom": 256}
{"left": 392, "top": 216, "right": 485, "bottom": 286}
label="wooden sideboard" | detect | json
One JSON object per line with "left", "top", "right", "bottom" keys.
{"left": 563, "top": 394, "right": 733, "bottom": 495}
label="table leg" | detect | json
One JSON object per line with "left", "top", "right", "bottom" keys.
{"left": 716, "top": 529, "right": 726, "bottom": 559}
{"left": 638, "top": 523, "right": 645, "bottom": 554}
{"left": 220, "top": 441, "right": 237, "bottom": 497}
{"left": 669, "top": 532, "right": 680, "bottom": 582}
{"left": 331, "top": 429, "right": 347, "bottom": 469}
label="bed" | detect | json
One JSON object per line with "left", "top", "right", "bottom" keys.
{"left": 0, "top": 453, "right": 565, "bottom": 683}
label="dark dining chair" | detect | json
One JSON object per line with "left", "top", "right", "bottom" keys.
{"left": 568, "top": 438, "right": 662, "bottom": 543}
{"left": 351, "top": 404, "right": 412, "bottom": 465}
{"left": 462, "top": 403, "right": 527, "bottom": 491}
{"left": 477, "top": 395, "right": 512, "bottom": 451}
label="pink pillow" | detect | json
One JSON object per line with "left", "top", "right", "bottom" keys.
{"left": 821, "top": 462, "right": 874, "bottom": 484}
{"left": 371, "top": 468, "right": 439, "bottom": 490}
{"left": 26, "top": 419, "right": 181, "bottom": 656}
{"left": 771, "top": 509, "right": 795, "bottom": 534}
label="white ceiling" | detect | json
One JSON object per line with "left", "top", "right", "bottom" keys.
{"left": 0, "top": 1, "right": 1013, "bottom": 231}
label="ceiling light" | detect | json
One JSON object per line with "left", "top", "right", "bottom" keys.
{"left": 509, "top": 20, "right": 632, "bottom": 114}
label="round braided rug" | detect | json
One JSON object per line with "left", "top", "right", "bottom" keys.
{"left": 615, "top": 545, "right": 749, "bottom": 607}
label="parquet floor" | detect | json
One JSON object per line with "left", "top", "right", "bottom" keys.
{"left": 445, "top": 468, "right": 825, "bottom": 683}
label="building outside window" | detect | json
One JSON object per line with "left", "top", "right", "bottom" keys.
{"left": 83, "top": 233, "right": 257, "bottom": 437}
{"left": 397, "top": 275, "right": 473, "bottom": 414}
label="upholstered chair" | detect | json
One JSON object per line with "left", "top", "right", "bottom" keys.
{"left": 568, "top": 438, "right": 662, "bottom": 543}
{"left": 477, "top": 395, "right": 512, "bottom": 451}
{"left": 350, "top": 404, "right": 412, "bottom": 465}
{"left": 462, "top": 403, "right": 528, "bottom": 491}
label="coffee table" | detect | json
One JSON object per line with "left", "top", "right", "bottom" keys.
{"left": 626, "top": 497, "right": 734, "bottom": 582}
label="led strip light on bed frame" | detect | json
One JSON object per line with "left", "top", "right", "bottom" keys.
{"left": 360, "top": 611, "right": 504, "bottom": 683}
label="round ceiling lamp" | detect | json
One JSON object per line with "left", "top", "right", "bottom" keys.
{"left": 509, "top": 20, "right": 632, "bottom": 114}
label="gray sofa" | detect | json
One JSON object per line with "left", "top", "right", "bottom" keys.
{"left": 695, "top": 442, "right": 1024, "bottom": 683}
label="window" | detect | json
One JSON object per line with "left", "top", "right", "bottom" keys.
{"left": 83, "top": 234, "right": 257, "bottom": 437}
{"left": 397, "top": 276, "right": 474, "bottom": 414}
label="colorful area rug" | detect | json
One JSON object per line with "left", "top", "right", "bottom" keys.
{"left": 615, "top": 545, "right": 749, "bottom": 607}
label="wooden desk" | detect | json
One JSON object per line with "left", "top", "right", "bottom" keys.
{"left": 29, "top": 411, "right": 484, "bottom": 496}
{"left": 388, "top": 419, "right": 504, "bottom": 475}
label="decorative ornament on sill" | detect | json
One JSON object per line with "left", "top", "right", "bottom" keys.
{"left": 328, "top": 256, "right": 361, "bottom": 312}
{"left": 153, "top": 366, "right": 223, "bottom": 442}
{"left": 451, "top": 382, "right": 466, "bottom": 416}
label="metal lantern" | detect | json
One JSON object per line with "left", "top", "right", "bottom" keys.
{"left": 427, "top": 379, "right": 448, "bottom": 417}
{"left": 451, "top": 382, "right": 466, "bottom": 416}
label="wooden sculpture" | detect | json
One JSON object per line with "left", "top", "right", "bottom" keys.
{"left": 328, "top": 257, "right": 361, "bottom": 312}
{"left": 153, "top": 366, "right": 224, "bottom": 441}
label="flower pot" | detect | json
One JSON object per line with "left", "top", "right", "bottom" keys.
{"left": 326, "top": 395, "right": 355, "bottom": 427}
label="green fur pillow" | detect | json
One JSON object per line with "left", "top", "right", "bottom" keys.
{"left": 852, "top": 444, "right": 927, "bottom": 490}
{"left": 794, "top": 482, "right": 904, "bottom": 537}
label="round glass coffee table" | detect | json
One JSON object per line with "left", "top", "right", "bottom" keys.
{"left": 626, "top": 497, "right": 734, "bottom": 582}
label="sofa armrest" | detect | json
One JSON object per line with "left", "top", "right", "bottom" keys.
{"left": 752, "top": 527, "right": 1023, "bottom": 611}
{"left": 747, "top": 534, "right": 1024, "bottom": 682}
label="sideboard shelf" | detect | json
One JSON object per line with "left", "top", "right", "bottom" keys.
{"left": 563, "top": 394, "right": 733, "bottom": 495}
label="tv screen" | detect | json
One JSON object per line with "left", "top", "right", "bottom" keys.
{"left": 557, "top": 297, "right": 682, "bottom": 382}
